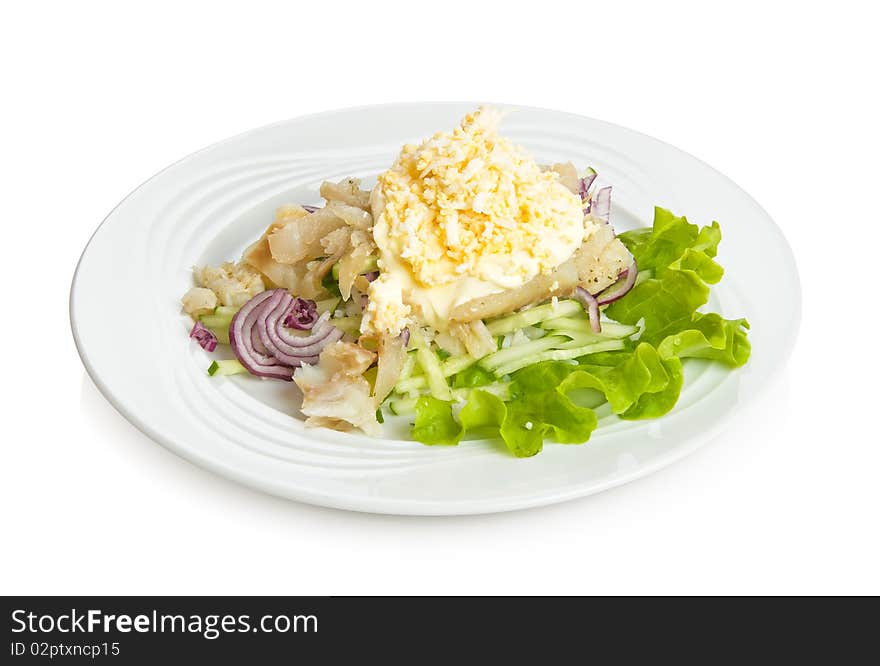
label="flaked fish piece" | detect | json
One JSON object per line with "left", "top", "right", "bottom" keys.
{"left": 293, "top": 341, "right": 381, "bottom": 436}
{"left": 574, "top": 220, "right": 632, "bottom": 291}
{"left": 193, "top": 261, "right": 265, "bottom": 307}
{"left": 181, "top": 287, "right": 217, "bottom": 317}
{"left": 320, "top": 177, "right": 371, "bottom": 210}
{"left": 267, "top": 206, "right": 346, "bottom": 265}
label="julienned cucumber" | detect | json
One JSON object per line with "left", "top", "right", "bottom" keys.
{"left": 388, "top": 384, "right": 512, "bottom": 416}
{"left": 197, "top": 319, "right": 230, "bottom": 345}
{"left": 408, "top": 330, "right": 453, "bottom": 400}
{"left": 416, "top": 345, "right": 452, "bottom": 400}
{"left": 541, "top": 318, "right": 639, "bottom": 338}
{"left": 199, "top": 307, "right": 236, "bottom": 345}
{"left": 200, "top": 305, "right": 240, "bottom": 327}
{"left": 399, "top": 351, "right": 418, "bottom": 381}
{"left": 486, "top": 299, "right": 583, "bottom": 335}
{"left": 479, "top": 335, "right": 568, "bottom": 371}
{"left": 491, "top": 339, "right": 625, "bottom": 376}
{"left": 394, "top": 354, "right": 477, "bottom": 394}
{"left": 395, "top": 319, "right": 636, "bottom": 392}
{"left": 208, "top": 327, "right": 230, "bottom": 345}
{"left": 331, "top": 316, "right": 362, "bottom": 336}
{"left": 315, "top": 296, "right": 340, "bottom": 315}
{"left": 398, "top": 331, "right": 631, "bottom": 389}
{"left": 208, "top": 359, "right": 247, "bottom": 376}
{"left": 555, "top": 333, "right": 627, "bottom": 349}
{"left": 388, "top": 396, "right": 419, "bottom": 416}
{"left": 331, "top": 254, "right": 379, "bottom": 280}
{"left": 199, "top": 314, "right": 233, "bottom": 329}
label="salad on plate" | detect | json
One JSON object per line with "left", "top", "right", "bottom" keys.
{"left": 181, "top": 107, "right": 750, "bottom": 457}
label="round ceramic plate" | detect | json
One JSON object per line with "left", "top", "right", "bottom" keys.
{"left": 70, "top": 103, "right": 799, "bottom": 515}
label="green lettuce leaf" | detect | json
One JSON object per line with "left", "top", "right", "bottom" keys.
{"left": 605, "top": 269, "right": 709, "bottom": 344}
{"left": 458, "top": 389, "right": 506, "bottom": 434}
{"left": 557, "top": 342, "right": 682, "bottom": 420}
{"left": 619, "top": 207, "right": 721, "bottom": 273}
{"left": 452, "top": 364, "right": 495, "bottom": 388}
{"left": 669, "top": 248, "right": 724, "bottom": 284}
{"left": 657, "top": 313, "right": 751, "bottom": 367}
{"left": 498, "top": 402, "right": 548, "bottom": 457}
{"left": 412, "top": 387, "right": 595, "bottom": 456}
{"left": 620, "top": 355, "right": 683, "bottom": 419}
{"left": 504, "top": 385, "right": 598, "bottom": 449}
{"left": 412, "top": 396, "right": 462, "bottom": 446}
{"left": 608, "top": 206, "right": 750, "bottom": 368}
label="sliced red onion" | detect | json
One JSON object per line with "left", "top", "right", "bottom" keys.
{"left": 400, "top": 328, "right": 410, "bottom": 348}
{"left": 573, "top": 287, "right": 602, "bottom": 333}
{"left": 596, "top": 261, "right": 638, "bottom": 306}
{"left": 579, "top": 172, "right": 597, "bottom": 202}
{"left": 274, "top": 311, "right": 341, "bottom": 354}
{"left": 251, "top": 321, "right": 269, "bottom": 356}
{"left": 262, "top": 295, "right": 343, "bottom": 365}
{"left": 283, "top": 297, "right": 318, "bottom": 330}
{"left": 229, "top": 290, "right": 344, "bottom": 379}
{"left": 302, "top": 204, "right": 320, "bottom": 213}
{"left": 590, "top": 186, "right": 612, "bottom": 222}
{"left": 364, "top": 271, "right": 379, "bottom": 282}
{"left": 229, "top": 291, "right": 294, "bottom": 380}
{"left": 189, "top": 321, "right": 218, "bottom": 352}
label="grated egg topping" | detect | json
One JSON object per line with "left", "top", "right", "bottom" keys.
{"left": 364, "top": 107, "right": 591, "bottom": 336}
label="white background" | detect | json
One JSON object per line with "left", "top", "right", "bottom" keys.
{"left": 3, "top": 1, "right": 877, "bottom": 595}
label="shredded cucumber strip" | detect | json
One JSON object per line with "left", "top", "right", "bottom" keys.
{"left": 485, "top": 299, "right": 583, "bottom": 335}
{"left": 198, "top": 319, "right": 230, "bottom": 345}
{"left": 541, "top": 318, "right": 639, "bottom": 338}
{"left": 331, "top": 316, "right": 362, "bottom": 336}
{"left": 315, "top": 296, "right": 340, "bottom": 315}
{"left": 199, "top": 314, "right": 232, "bottom": 329}
{"left": 408, "top": 330, "right": 452, "bottom": 400}
{"left": 198, "top": 305, "right": 240, "bottom": 345}
{"left": 397, "top": 352, "right": 474, "bottom": 395}
{"left": 208, "top": 327, "right": 230, "bottom": 345}
{"left": 331, "top": 254, "right": 379, "bottom": 280}
{"left": 399, "top": 351, "right": 418, "bottom": 381}
{"left": 479, "top": 335, "right": 568, "bottom": 371}
{"left": 491, "top": 339, "right": 626, "bottom": 376}
{"left": 387, "top": 396, "right": 419, "bottom": 416}
{"left": 416, "top": 347, "right": 451, "bottom": 400}
{"left": 208, "top": 359, "right": 247, "bottom": 376}
{"left": 388, "top": 383, "right": 511, "bottom": 416}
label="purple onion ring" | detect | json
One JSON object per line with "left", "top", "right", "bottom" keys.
{"left": 573, "top": 286, "right": 602, "bottom": 334}
{"left": 596, "top": 261, "right": 638, "bottom": 306}
{"left": 579, "top": 172, "right": 598, "bottom": 211}
{"left": 262, "top": 294, "right": 343, "bottom": 365}
{"left": 590, "top": 186, "right": 612, "bottom": 222}
{"left": 229, "top": 291, "right": 294, "bottom": 380}
{"left": 189, "top": 321, "right": 218, "bottom": 352}
{"left": 229, "top": 289, "right": 344, "bottom": 380}
{"left": 283, "top": 297, "right": 318, "bottom": 330}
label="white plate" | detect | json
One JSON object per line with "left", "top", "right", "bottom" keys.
{"left": 70, "top": 103, "right": 800, "bottom": 515}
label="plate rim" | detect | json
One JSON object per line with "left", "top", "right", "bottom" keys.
{"left": 70, "top": 101, "right": 802, "bottom": 515}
